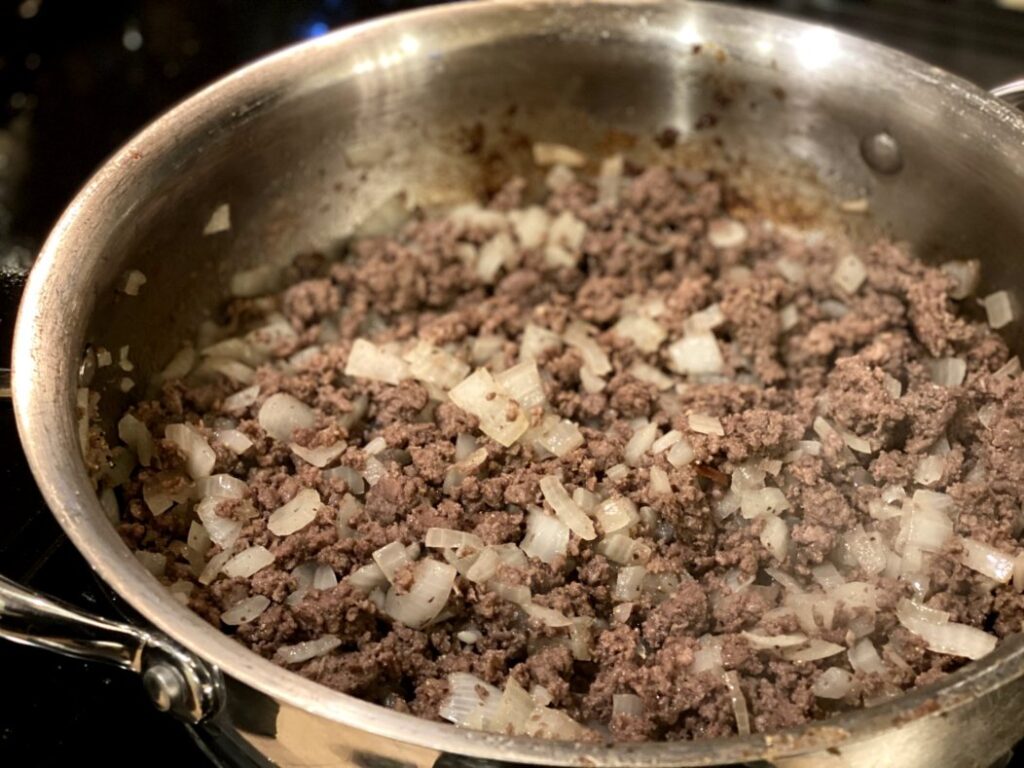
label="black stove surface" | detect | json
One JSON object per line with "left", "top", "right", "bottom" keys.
{"left": 2, "top": 2, "right": 1024, "bottom": 766}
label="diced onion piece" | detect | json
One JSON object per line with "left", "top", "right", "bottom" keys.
{"left": 835, "top": 423, "right": 873, "bottom": 454}
{"left": 688, "top": 413, "right": 724, "bottom": 436}
{"left": 195, "top": 498, "right": 242, "bottom": 549}
{"left": 667, "top": 334, "right": 724, "bottom": 376}
{"left": 613, "top": 566, "right": 647, "bottom": 602}
{"left": 832, "top": 254, "right": 867, "bottom": 294}
{"left": 345, "top": 339, "right": 410, "bottom": 385}
{"left": 134, "top": 551, "right": 166, "bottom": 576}
{"left": 519, "top": 323, "right": 561, "bottom": 362}
{"left": 290, "top": 442, "right": 345, "bottom": 468}
{"left": 476, "top": 232, "right": 515, "bottom": 283}
{"left": 982, "top": 290, "right": 1016, "bottom": 329}
{"left": 349, "top": 562, "right": 388, "bottom": 592}
{"left": 520, "top": 505, "right": 571, "bottom": 567}
{"left": 779, "top": 303, "right": 799, "bottom": 332}
{"left": 268, "top": 488, "right": 322, "bottom": 536}
{"left": 759, "top": 514, "right": 788, "bottom": 560}
{"left": 684, "top": 304, "right": 726, "bottom": 336}
{"left": 606, "top": 463, "right": 629, "bottom": 482}
{"left": 742, "top": 631, "right": 807, "bottom": 649}
{"left": 597, "top": 533, "right": 642, "bottom": 565}
{"left": 491, "top": 580, "right": 532, "bottom": 605}
{"left": 628, "top": 362, "right": 673, "bottom": 390}
{"left": 612, "top": 693, "right": 643, "bottom": 718}
{"left": 928, "top": 357, "right": 967, "bottom": 387}
{"left": 612, "top": 315, "right": 666, "bottom": 353}
{"left": 722, "top": 670, "right": 750, "bottom": 735}
{"left": 540, "top": 476, "right": 596, "bottom": 541}
{"left": 117, "top": 414, "right": 154, "bottom": 467}
{"left": 224, "top": 384, "right": 260, "bottom": 412}
{"left": 896, "top": 600, "right": 996, "bottom": 659}
{"left": 509, "top": 207, "right": 551, "bottom": 250}
{"left": 373, "top": 541, "right": 414, "bottom": 584}
{"left": 1013, "top": 553, "right": 1024, "bottom": 592}
{"left": 384, "top": 559, "right": 455, "bottom": 628}
{"left": 403, "top": 341, "right": 470, "bottom": 390}
{"left": 784, "top": 639, "right": 844, "bottom": 663}
{"left": 848, "top": 638, "right": 885, "bottom": 674}
{"left": 325, "top": 465, "right": 366, "bottom": 496}
{"left": 465, "top": 547, "right": 500, "bottom": 583}
{"left": 198, "top": 548, "right": 233, "bottom": 586}
{"left": 996, "top": 357, "right": 1021, "bottom": 378}
{"left": 533, "top": 416, "right": 585, "bottom": 458}
{"left": 651, "top": 429, "right": 682, "bottom": 454}
{"left": 959, "top": 537, "right": 1014, "bottom": 583}
{"left": 495, "top": 361, "right": 546, "bottom": 409}
{"left": 274, "top": 635, "right": 342, "bottom": 665}
{"left": 593, "top": 497, "right": 639, "bottom": 534}
{"left": 223, "top": 545, "right": 275, "bottom": 578}
{"left": 692, "top": 637, "right": 724, "bottom": 673}
{"left": 457, "top": 629, "right": 482, "bottom": 644}
{"left": 449, "top": 368, "right": 529, "bottom": 447}
{"left": 523, "top": 604, "right": 573, "bottom": 628}
{"left": 426, "top": 528, "right": 485, "bottom": 550}
{"left": 624, "top": 422, "right": 658, "bottom": 466}
{"left": 523, "top": 707, "right": 591, "bottom": 740}
{"left": 708, "top": 219, "right": 748, "bottom": 249}
{"left": 846, "top": 527, "right": 889, "bottom": 576}
{"left": 258, "top": 393, "right": 316, "bottom": 442}
{"left": 215, "top": 428, "right": 253, "bottom": 454}
{"left": 941, "top": 259, "right": 980, "bottom": 300}
{"left": 666, "top": 438, "right": 696, "bottom": 467}
{"left": 813, "top": 667, "right": 853, "bottom": 699}
{"left": 439, "top": 672, "right": 502, "bottom": 729}
{"left": 914, "top": 455, "right": 944, "bottom": 487}
{"left": 221, "top": 595, "right": 270, "bottom": 626}
{"left": 649, "top": 466, "right": 672, "bottom": 496}
{"left": 532, "top": 142, "right": 586, "bottom": 168}
{"left": 811, "top": 563, "right": 845, "bottom": 590}
{"left": 545, "top": 212, "right": 586, "bottom": 267}
{"left": 165, "top": 424, "right": 215, "bottom": 479}
{"left": 597, "top": 154, "right": 623, "bottom": 206}
{"left": 493, "top": 678, "right": 536, "bottom": 735}
{"left": 741, "top": 488, "right": 790, "bottom": 519}
{"left": 195, "top": 475, "right": 248, "bottom": 502}
{"left": 563, "top": 324, "right": 612, "bottom": 376}
{"left": 904, "top": 490, "right": 954, "bottom": 552}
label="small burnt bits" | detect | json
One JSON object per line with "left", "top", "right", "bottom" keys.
{"left": 93, "top": 148, "right": 1024, "bottom": 741}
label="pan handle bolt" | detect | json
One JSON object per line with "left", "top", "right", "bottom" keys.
{"left": 143, "top": 663, "right": 186, "bottom": 712}
{"left": 861, "top": 131, "right": 903, "bottom": 174}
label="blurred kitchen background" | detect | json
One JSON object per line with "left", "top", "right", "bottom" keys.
{"left": 1, "top": 1, "right": 1024, "bottom": 765}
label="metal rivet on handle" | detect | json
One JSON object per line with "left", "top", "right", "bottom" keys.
{"left": 861, "top": 131, "right": 903, "bottom": 174}
{"left": 143, "top": 663, "right": 185, "bottom": 712}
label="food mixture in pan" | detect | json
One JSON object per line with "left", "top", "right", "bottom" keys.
{"left": 88, "top": 145, "right": 1024, "bottom": 741}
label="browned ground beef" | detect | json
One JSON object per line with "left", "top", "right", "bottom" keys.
{"left": 94, "top": 155, "right": 1024, "bottom": 741}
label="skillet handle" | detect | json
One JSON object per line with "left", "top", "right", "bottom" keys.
{"left": 991, "top": 78, "right": 1024, "bottom": 110}
{"left": 0, "top": 573, "right": 223, "bottom": 723}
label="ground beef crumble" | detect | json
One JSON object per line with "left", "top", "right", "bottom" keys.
{"left": 95, "top": 151, "right": 1024, "bottom": 742}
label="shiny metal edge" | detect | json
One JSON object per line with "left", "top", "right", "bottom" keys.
{"left": 12, "top": 1, "right": 1024, "bottom": 765}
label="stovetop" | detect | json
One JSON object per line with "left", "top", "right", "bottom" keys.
{"left": 2, "top": 1, "right": 1024, "bottom": 766}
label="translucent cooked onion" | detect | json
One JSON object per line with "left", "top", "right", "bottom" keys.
{"left": 722, "top": 671, "right": 750, "bottom": 735}
{"left": 784, "top": 639, "right": 844, "bottom": 662}
{"left": 273, "top": 635, "right": 342, "bottom": 665}
{"left": 384, "top": 559, "right": 456, "bottom": 629}
{"left": 258, "top": 393, "right": 317, "bottom": 442}
{"left": 612, "top": 693, "right": 643, "bottom": 718}
{"left": 914, "top": 455, "right": 944, "bottom": 487}
{"left": 593, "top": 497, "right": 639, "bottom": 534}
{"left": 165, "top": 423, "right": 216, "bottom": 479}
{"left": 612, "top": 315, "right": 666, "bottom": 353}
{"left": 628, "top": 361, "right": 674, "bottom": 390}
{"left": 708, "top": 219, "right": 748, "bottom": 250}
{"left": 268, "top": 488, "right": 322, "bottom": 536}
{"left": 649, "top": 466, "right": 672, "bottom": 496}
{"left": 290, "top": 441, "right": 345, "bottom": 468}
{"left": 741, "top": 631, "right": 807, "bottom": 649}
{"left": 524, "top": 707, "right": 592, "bottom": 740}
{"left": 523, "top": 604, "right": 573, "bottom": 628}
{"left": 519, "top": 323, "right": 561, "bottom": 362}
{"left": 349, "top": 562, "right": 388, "bottom": 592}
{"left": 624, "top": 422, "right": 658, "bottom": 466}
{"left": 532, "top": 142, "right": 586, "bottom": 167}
{"left": 540, "top": 476, "right": 596, "bottom": 540}
{"left": 848, "top": 638, "right": 885, "bottom": 674}
{"left": 958, "top": 537, "right": 1014, "bottom": 583}
{"left": 495, "top": 361, "right": 546, "bottom": 409}
{"left": 222, "top": 545, "right": 276, "bottom": 578}
{"left": 741, "top": 488, "right": 790, "bottom": 519}
{"left": 221, "top": 595, "right": 270, "bottom": 626}
{"left": 904, "top": 490, "right": 954, "bottom": 552}
{"left": 403, "top": 340, "right": 471, "bottom": 390}
{"left": 545, "top": 211, "right": 587, "bottom": 267}
{"left": 666, "top": 438, "right": 696, "bottom": 467}
{"left": 651, "top": 429, "right": 682, "bottom": 454}
{"left": 846, "top": 527, "right": 888, "bottom": 576}
{"left": 197, "top": 356, "right": 256, "bottom": 385}
{"left": 684, "top": 304, "right": 726, "bottom": 335}
{"left": 118, "top": 414, "right": 154, "bottom": 466}
{"left": 982, "top": 290, "right": 1015, "bottom": 329}
{"left": 613, "top": 566, "right": 647, "bottom": 602}
{"left": 426, "top": 528, "right": 485, "bottom": 550}
{"left": 667, "top": 334, "right": 724, "bottom": 376}
{"left": 520, "top": 506, "right": 571, "bottom": 563}
{"left": 692, "top": 637, "right": 724, "bottom": 673}
{"left": 325, "top": 465, "right": 366, "bottom": 495}
{"left": 198, "top": 548, "right": 233, "bottom": 586}
{"left": 759, "top": 514, "right": 788, "bottom": 560}
{"left": 362, "top": 455, "right": 387, "bottom": 486}
{"left": 465, "top": 547, "right": 500, "bottom": 583}
{"left": 373, "top": 541, "right": 414, "bottom": 583}
{"left": 941, "top": 259, "right": 981, "bottom": 299}
{"left": 813, "top": 667, "right": 853, "bottom": 699}
{"left": 532, "top": 416, "right": 585, "bottom": 458}
{"left": 345, "top": 338, "right": 410, "bottom": 385}
{"left": 811, "top": 563, "right": 845, "bottom": 590}
{"left": 832, "top": 254, "right": 867, "bottom": 294}
{"left": 439, "top": 672, "right": 502, "bottom": 729}
{"left": 688, "top": 413, "right": 724, "bottom": 436}
{"left": 195, "top": 473, "right": 247, "bottom": 500}
{"left": 928, "top": 357, "right": 967, "bottom": 387}
{"left": 491, "top": 580, "right": 532, "bottom": 605}
{"left": 563, "top": 324, "right": 612, "bottom": 377}
{"left": 215, "top": 428, "right": 254, "bottom": 454}
{"left": 779, "top": 303, "right": 799, "bottom": 332}
{"left": 313, "top": 564, "right": 338, "bottom": 590}
{"left": 449, "top": 368, "right": 530, "bottom": 447}
{"left": 898, "top": 601, "right": 997, "bottom": 659}
{"left": 476, "top": 232, "right": 515, "bottom": 283}
{"left": 196, "top": 498, "right": 242, "bottom": 549}
{"left": 135, "top": 551, "right": 166, "bottom": 576}
{"left": 509, "top": 207, "right": 551, "bottom": 250}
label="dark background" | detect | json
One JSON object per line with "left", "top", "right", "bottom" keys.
{"left": 1, "top": 1, "right": 1024, "bottom": 766}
